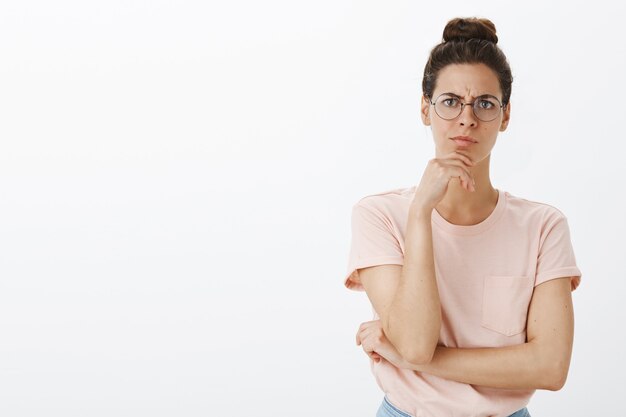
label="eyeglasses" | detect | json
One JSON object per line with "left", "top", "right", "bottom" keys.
{"left": 427, "top": 93, "right": 505, "bottom": 122}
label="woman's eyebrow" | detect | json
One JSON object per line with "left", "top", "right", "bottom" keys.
{"left": 442, "top": 92, "right": 499, "bottom": 99}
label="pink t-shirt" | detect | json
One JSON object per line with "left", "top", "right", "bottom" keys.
{"left": 344, "top": 186, "right": 582, "bottom": 417}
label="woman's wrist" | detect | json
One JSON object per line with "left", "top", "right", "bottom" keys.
{"left": 408, "top": 202, "right": 433, "bottom": 222}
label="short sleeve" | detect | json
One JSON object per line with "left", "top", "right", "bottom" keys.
{"left": 535, "top": 212, "right": 582, "bottom": 291}
{"left": 343, "top": 202, "right": 404, "bottom": 291}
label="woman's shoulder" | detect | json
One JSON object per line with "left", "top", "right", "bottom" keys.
{"left": 353, "top": 185, "right": 416, "bottom": 208}
{"left": 350, "top": 185, "right": 416, "bottom": 225}
{"left": 503, "top": 190, "right": 570, "bottom": 222}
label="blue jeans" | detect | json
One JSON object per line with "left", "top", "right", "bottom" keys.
{"left": 376, "top": 396, "right": 531, "bottom": 417}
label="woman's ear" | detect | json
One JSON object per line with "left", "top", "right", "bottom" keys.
{"left": 421, "top": 95, "right": 431, "bottom": 126}
{"left": 499, "top": 101, "right": 511, "bottom": 132}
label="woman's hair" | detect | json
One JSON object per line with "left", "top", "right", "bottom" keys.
{"left": 422, "top": 17, "right": 513, "bottom": 106}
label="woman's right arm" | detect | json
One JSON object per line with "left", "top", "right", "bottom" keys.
{"left": 360, "top": 206, "right": 440, "bottom": 365}
{"left": 392, "top": 205, "right": 442, "bottom": 363}
{"left": 359, "top": 151, "right": 475, "bottom": 364}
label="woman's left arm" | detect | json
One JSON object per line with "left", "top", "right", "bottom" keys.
{"left": 358, "top": 276, "right": 575, "bottom": 391}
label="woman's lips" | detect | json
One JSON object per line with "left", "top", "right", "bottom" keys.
{"left": 452, "top": 138, "right": 476, "bottom": 147}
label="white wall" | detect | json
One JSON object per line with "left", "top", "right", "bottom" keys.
{"left": 0, "top": 0, "right": 623, "bottom": 415}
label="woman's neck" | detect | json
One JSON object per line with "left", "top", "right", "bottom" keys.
{"left": 434, "top": 154, "right": 498, "bottom": 226}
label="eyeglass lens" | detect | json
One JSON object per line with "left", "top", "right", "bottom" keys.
{"left": 434, "top": 94, "right": 501, "bottom": 122}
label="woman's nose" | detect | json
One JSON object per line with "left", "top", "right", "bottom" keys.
{"left": 459, "top": 103, "right": 477, "bottom": 126}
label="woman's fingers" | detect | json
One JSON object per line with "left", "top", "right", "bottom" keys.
{"left": 443, "top": 151, "right": 474, "bottom": 168}
{"left": 413, "top": 151, "right": 479, "bottom": 209}
{"left": 356, "top": 321, "right": 383, "bottom": 349}
{"left": 445, "top": 151, "right": 475, "bottom": 167}
{"left": 447, "top": 164, "right": 475, "bottom": 192}
{"left": 443, "top": 158, "right": 473, "bottom": 178}
{"left": 444, "top": 152, "right": 476, "bottom": 192}
{"left": 356, "top": 321, "right": 375, "bottom": 345}
{"left": 434, "top": 156, "right": 473, "bottom": 181}
{"left": 356, "top": 321, "right": 385, "bottom": 362}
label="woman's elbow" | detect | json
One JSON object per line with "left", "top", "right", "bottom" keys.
{"left": 399, "top": 342, "right": 437, "bottom": 365}
{"left": 385, "top": 319, "right": 440, "bottom": 366}
{"left": 543, "top": 361, "right": 569, "bottom": 391}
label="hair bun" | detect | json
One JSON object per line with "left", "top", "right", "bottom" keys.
{"left": 442, "top": 17, "right": 498, "bottom": 44}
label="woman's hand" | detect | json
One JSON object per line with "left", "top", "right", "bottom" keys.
{"left": 411, "top": 151, "right": 475, "bottom": 212}
{"left": 356, "top": 320, "right": 411, "bottom": 369}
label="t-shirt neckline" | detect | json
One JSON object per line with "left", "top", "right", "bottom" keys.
{"left": 428, "top": 188, "right": 507, "bottom": 236}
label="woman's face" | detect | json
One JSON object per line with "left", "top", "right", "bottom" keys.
{"left": 421, "top": 63, "right": 511, "bottom": 162}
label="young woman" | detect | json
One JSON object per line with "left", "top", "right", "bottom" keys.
{"left": 344, "top": 17, "right": 582, "bottom": 417}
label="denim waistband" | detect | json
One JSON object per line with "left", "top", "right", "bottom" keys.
{"left": 376, "top": 396, "right": 531, "bottom": 417}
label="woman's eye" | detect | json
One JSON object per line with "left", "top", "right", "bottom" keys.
{"left": 478, "top": 100, "right": 494, "bottom": 109}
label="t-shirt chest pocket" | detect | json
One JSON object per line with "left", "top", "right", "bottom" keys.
{"left": 481, "top": 275, "right": 534, "bottom": 336}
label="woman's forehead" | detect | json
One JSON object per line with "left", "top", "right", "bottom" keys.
{"left": 434, "top": 63, "right": 502, "bottom": 99}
